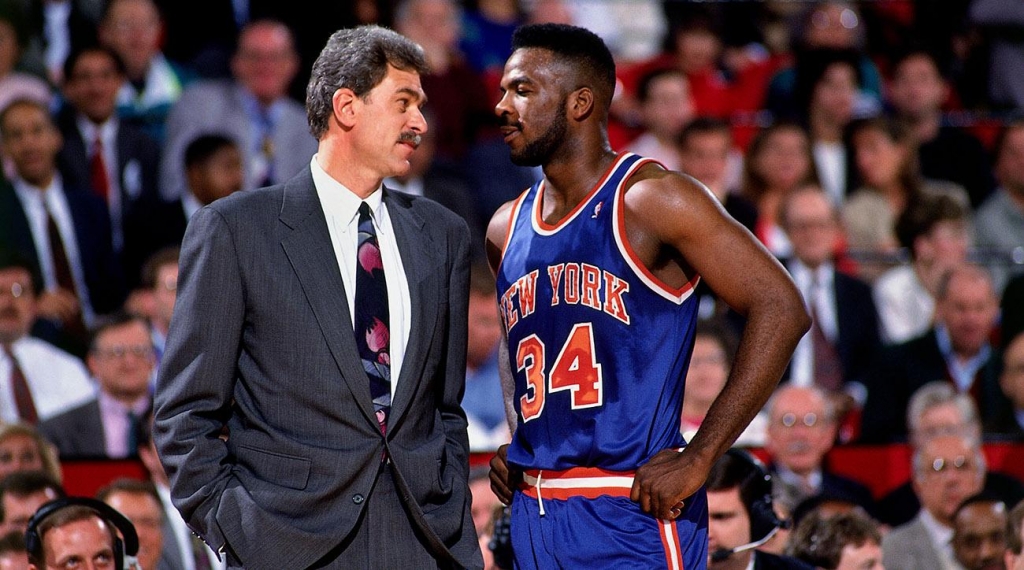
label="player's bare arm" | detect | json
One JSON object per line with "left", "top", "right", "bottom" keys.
{"left": 485, "top": 199, "right": 522, "bottom": 505}
{"left": 625, "top": 165, "right": 811, "bottom": 520}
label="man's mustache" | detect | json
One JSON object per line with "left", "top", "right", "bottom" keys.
{"left": 399, "top": 131, "right": 422, "bottom": 147}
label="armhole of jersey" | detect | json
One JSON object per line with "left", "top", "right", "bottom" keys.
{"left": 611, "top": 159, "right": 700, "bottom": 304}
{"left": 496, "top": 186, "right": 532, "bottom": 273}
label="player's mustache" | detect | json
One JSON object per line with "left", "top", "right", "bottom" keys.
{"left": 399, "top": 131, "right": 422, "bottom": 147}
{"left": 501, "top": 119, "right": 523, "bottom": 130}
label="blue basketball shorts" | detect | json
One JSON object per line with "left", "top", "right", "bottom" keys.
{"left": 510, "top": 466, "right": 708, "bottom": 569}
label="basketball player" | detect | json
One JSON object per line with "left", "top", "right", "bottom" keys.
{"left": 486, "top": 24, "right": 810, "bottom": 569}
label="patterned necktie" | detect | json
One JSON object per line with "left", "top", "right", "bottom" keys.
{"left": 354, "top": 202, "right": 391, "bottom": 435}
{"left": 45, "top": 205, "right": 88, "bottom": 341}
{"left": 2, "top": 343, "right": 38, "bottom": 424}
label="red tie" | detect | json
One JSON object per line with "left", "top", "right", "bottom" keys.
{"left": 90, "top": 135, "right": 110, "bottom": 201}
{"left": 2, "top": 343, "right": 39, "bottom": 424}
{"left": 809, "top": 276, "right": 843, "bottom": 392}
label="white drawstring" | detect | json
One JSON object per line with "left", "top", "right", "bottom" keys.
{"left": 535, "top": 470, "right": 545, "bottom": 516}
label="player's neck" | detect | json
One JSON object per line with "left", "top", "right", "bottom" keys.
{"left": 541, "top": 148, "right": 618, "bottom": 204}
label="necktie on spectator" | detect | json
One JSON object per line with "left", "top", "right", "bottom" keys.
{"left": 45, "top": 205, "right": 88, "bottom": 340}
{"left": 809, "top": 274, "right": 843, "bottom": 392}
{"left": 126, "top": 410, "right": 139, "bottom": 455}
{"left": 1, "top": 343, "right": 38, "bottom": 424}
{"left": 354, "top": 202, "right": 391, "bottom": 436}
{"left": 258, "top": 109, "right": 275, "bottom": 187}
{"left": 90, "top": 134, "right": 110, "bottom": 201}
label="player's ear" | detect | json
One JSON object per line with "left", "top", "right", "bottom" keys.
{"left": 568, "top": 87, "right": 594, "bottom": 121}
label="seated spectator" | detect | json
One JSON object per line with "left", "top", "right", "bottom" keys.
{"left": 741, "top": 121, "right": 819, "bottom": 258}
{"left": 976, "top": 120, "right": 1024, "bottom": 293}
{"left": 395, "top": 0, "right": 492, "bottom": 164}
{"left": 0, "top": 251, "right": 96, "bottom": 425}
{"left": 765, "top": 2, "right": 883, "bottom": 120}
{"left": 873, "top": 193, "right": 971, "bottom": 344}
{"left": 137, "top": 248, "right": 178, "bottom": 369}
{"left": 0, "top": 424, "right": 60, "bottom": 484}
{"left": 160, "top": 20, "right": 317, "bottom": 200}
{"left": 0, "top": 529, "right": 28, "bottom": 570}
{"left": 624, "top": 67, "right": 694, "bottom": 171}
{"left": 125, "top": 135, "right": 244, "bottom": 263}
{"left": 24, "top": 498, "right": 133, "bottom": 570}
{"left": 862, "top": 265, "right": 1004, "bottom": 443}
{"left": 677, "top": 117, "right": 757, "bottom": 233}
{"left": 882, "top": 434, "right": 986, "bottom": 570}
{"left": 842, "top": 117, "right": 970, "bottom": 281}
{"left": 990, "top": 331, "right": 1024, "bottom": 439}
{"left": 706, "top": 449, "right": 814, "bottom": 570}
{"left": 1006, "top": 500, "right": 1024, "bottom": 570}
{"left": 462, "top": 265, "right": 509, "bottom": 452}
{"left": 786, "top": 508, "right": 883, "bottom": 570}
{"left": 1004, "top": 274, "right": 1024, "bottom": 353}
{"left": 39, "top": 314, "right": 155, "bottom": 459}
{"left": 887, "top": 48, "right": 995, "bottom": 209}
{"left": 56, "top": 45, "right": 164, "bottom": 287}
{"left": 0, "top": 98, "right": 126, "bottom": 353}
{"left": 98, "top": 0, "right": 190, "bottom": 141}
{"left": 876, "top": 381, "right": 1024, "bottom": 528}
{"left": 0, "top": 471, "right": 63, "bottom": 536}
{"left": 952, "top": 493, "right": 1009, "bottom": 570}
{"left": 468, "top": 466, "right": 500, "bottom": 569}
{"left": 681, "top": 318, "right": 767, "bottom": 445}
{"left": 778, "top": 185, "right": 881, "bottom": 420}
{"left": 763, "top": 385, "right": 874, "bottom": 515}
{"left": 95, "top": 479, "right": 165, "bottom": 570}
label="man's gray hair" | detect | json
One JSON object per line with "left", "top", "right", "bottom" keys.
{"left": 306, "top": 25, "right": 428, "bottom": 140}
{"left": 907, "top": 381, "right": 981, "bottom": 446}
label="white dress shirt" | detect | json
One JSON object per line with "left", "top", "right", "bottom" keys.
{"left": 813, "top": 140, "right": 847, "bottom": 206}
{"left": 0, "top": 336, "right": 96, "bottom": 423}
{"left": 917, "top": 509, "right": 961, "bottom": 570}
{"left": 873, "top": 264, "right": 934, "bottom": 344}
{"left": 788, "top": 260, "right": 838, "bottom": 387}
{"left": 310, "top": 156, "right": 412, "bottom": 391}
{"left": 13, "top": 175, "right": 97, "bottom": 325}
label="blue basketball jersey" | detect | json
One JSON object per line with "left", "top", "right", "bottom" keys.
{"left": 496, "top": 153, "right": 701, "bottom": 472}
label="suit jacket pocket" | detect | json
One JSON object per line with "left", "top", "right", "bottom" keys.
{"left": 235, "top": 444, "right": 311, "bottom": 490}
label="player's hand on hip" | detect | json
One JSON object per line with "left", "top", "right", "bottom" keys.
{"left": 489, "top": 444, "right": 519, "bottom": 505}
{"left": 631, "top": 448, "right": 706, "bottom": 521}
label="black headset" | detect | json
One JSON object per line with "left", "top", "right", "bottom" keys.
{"left": 711, "top": 448, "right": 788, "bottom": 563}
{"left": 25, "top": 497, "right": 140, "bottom": 570}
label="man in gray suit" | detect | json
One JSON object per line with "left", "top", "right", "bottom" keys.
{"left": 882, "top": 434, "right": 986, "bottom": 570}
{"left": 158, "top": 19, "right": 318, "bottom": 201}
{"left": 154, "top": 25, "right": 482, "bottom": 570}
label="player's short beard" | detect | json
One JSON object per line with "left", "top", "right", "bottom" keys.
{"left": 510, "top": 100, "right": 568, "bottom": 167}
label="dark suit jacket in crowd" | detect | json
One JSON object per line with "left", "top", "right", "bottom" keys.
{"left": 38, "top": 399, "right": 106, "bottom": 459}
{"left": 0, "top": 180, "right": 125, "bottom": 317}
{"left": 860, "top": 328, "right": 1004, "bottom": 443}
{"left": 56, "top": 107, "right": 165, "bottom": 286}
{"left": 779, "top": 263, "right": 882, "bottom": 389}
{"left": 754, "top": 550, "right": 816, "bottom": 570}
{"left": 154, "top": 169, "right": 481, "bottom": 569}
{"left": 875, "top": 471, "right": 1024, "bottom": 527}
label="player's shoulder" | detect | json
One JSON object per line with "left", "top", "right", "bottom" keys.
{"left": 623, "top": 161, "right": 715, "bottom": 214}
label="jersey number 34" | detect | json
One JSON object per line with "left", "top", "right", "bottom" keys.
{"left": 517, "top": 323, "right": 604, "bottom": 422}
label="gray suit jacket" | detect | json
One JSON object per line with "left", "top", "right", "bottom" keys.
{"left": 158, "top": 80, "right": 317, "bottom": 200}
{"left": 38, "top": 399, "right": 106, "bottom": 459}
{"left": 882, "top": 513, "right": 954, "bottom": 570}
{"left": 154, "top": 168, "right": 481, "bottom": 569}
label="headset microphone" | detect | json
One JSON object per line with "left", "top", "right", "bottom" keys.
{"left": 710, "top": 526, "right": 782, "bottom": 563}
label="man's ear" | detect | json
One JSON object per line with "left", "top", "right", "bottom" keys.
{"left": 333, "top": 88, "right": 359, "bottom": 128}
{"left": 568, "top": 87, "right": 595, "bottom": 121}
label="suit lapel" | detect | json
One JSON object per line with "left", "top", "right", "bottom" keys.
{"left": 384, "top": 189, "right": 440, "bottom": 426}
{"left": 278, "top": 170, "right": 377, "bottom": 425}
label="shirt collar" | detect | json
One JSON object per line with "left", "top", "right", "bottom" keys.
{"left": 791, "top": 259, "right": 834, "bottom": 291}
{"left": 75, "top": 114, "right": 117, "bottom": 143}
{"left": 13, "top": 172, "right": 62, "bottom": 198}
{"left": 310, "top": 155, "right": 384, "bottom": 227}
{"left": 918, "top": 507, "right": 953, "bottom": 545}
{"left": 935, "top": 324, "right": 992, "bottom": 363}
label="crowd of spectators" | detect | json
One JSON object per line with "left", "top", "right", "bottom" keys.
{"left": 0, "top": 0, "right": 1023, "bottom": 568}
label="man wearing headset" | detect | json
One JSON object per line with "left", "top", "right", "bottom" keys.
{"left": 706, "top": 450, "right": 814, "bottom": 570}
{"left": 26, "top": 498, "right": 140, "bottom": 570}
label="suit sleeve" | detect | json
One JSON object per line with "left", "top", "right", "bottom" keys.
{"left": 153, "top": 206, "right": 244, "bottom": 551}
{"left": 440, "top": 216, "right": 480, "bottom": 561}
